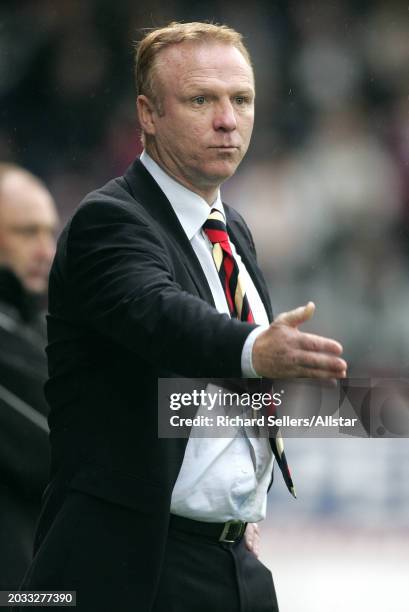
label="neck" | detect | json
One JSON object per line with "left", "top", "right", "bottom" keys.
{"left": 0, "top": 267, "right": 42, "bottom": 322}
{"left": 145, "top": 146, "right": 218, "bottom": 205}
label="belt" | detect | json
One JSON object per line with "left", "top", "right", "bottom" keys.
{"left": 169, "top": 514, "right": 247, "bottom": 544}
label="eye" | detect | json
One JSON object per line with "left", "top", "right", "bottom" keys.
{"left": 234, "top": 96, "right": 248, "bottom": 105}
{"left": 13, "top": 226, "right": 39, "bottom": 238}
{"left": 192, "top": 96, "right": 206, "bottom": 105}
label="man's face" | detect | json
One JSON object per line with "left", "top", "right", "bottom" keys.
{"left": 0, "top": 172, "right": 58, "bottom": 294}
{"left": 142, "top": 42, "right": 255, "bottom": 199}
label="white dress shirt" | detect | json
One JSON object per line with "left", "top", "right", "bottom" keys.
{"left": 140, "top": 151, "right": 274, "bottom": 522}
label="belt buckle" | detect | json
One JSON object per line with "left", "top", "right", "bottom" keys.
{"left": 219, "top": 520, "right": 246, "bottom": 543}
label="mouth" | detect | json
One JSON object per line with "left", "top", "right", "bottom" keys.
{"left": 210, "top": 146, "right": 239, "bottom": 152}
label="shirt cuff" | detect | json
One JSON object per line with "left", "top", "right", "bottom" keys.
{"left": 241, "top": 325, "right": 269, "bottom": 378}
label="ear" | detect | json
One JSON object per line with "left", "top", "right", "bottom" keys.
{"left": 137, "top": 95, "right": 157, "bottom": 136}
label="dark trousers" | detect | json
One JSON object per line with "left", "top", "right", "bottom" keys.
{"left": 19, "top": 492, "right": 279, "bottom": 612}
{"left": 153, "top": 521, "right": 279, "bottom": 612}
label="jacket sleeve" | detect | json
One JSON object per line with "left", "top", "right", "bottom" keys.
{"left": 64, "top": 198, "right": 258, "bottom": 378}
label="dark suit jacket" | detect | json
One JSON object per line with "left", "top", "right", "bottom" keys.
{"left": 22, "top": 159, "right": 273, "bottom": 611}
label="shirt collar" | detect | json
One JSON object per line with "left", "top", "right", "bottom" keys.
{"left": 140, "top": 150, "right": 225, "bottom": 240}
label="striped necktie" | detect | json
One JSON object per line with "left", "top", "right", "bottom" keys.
{"left": 204, "top": 209, "right": 296, "bottom": 498}
{"left": 269, "top": 419, "right": 297, "bottom": 498}
{"left": 203, "top": 209, "right": 254, "bottom": 323}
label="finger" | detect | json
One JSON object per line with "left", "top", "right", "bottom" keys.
{"left": 275, "top": 301, "right": 315, "bottom": 328}
{"left": 244, "top": 524, "right": 256, "bottom": 548}
{"left": 298, "top": 332, "right": 343, "bottom": 356}
{"left": 296, "top": 351, "right": 347, "bottom": 373}
{"left": 244, "top": 524, "right": 260, "bottom": 557}
{"left": 295, "top": 366, "right": 347, "bottom": 379}
{"left": 252, "top": 526, "right": 260, "bottom": 557}
{"left": 244, "top": 534, "right": 254, "bottom": 552}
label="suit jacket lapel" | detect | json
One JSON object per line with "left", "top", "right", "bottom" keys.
{"left": 123, "top": 159, "right": 216, "bottom": 308}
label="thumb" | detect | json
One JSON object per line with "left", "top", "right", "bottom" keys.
{"left": 275, "top": 301, "right": 316, "bottom": 328}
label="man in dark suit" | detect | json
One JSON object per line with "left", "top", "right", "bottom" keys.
{"left": 21, "top": 22, "right": 347, "bottom": 611}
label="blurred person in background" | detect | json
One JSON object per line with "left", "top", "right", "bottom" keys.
{"left": 0, "top": 163, "right": 58, "bottom": 589}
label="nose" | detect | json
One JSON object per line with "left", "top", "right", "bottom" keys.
{"left": 34, "top": 232, "right": 56, "bottom": 265}
{"left": 213, "top": 99, "right": 237, "bottom": 132}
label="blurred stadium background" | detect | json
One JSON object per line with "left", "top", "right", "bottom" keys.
{"left": 1, "top": 1, "right": 408, "bottom": 610}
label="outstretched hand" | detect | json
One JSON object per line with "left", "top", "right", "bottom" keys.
{"left": 252, "top": 302, "right": 347, "bottom": 380}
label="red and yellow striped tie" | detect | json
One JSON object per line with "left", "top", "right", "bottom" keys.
{"left": 204, "top": 210, "right": 296, "bottom": 498}
{"left": 203, "top": 209, "right": 254, "bottom": 323}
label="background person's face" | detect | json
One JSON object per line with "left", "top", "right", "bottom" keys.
{"left": 0, "top": 172, "right": 58, "bottom": 294}
{"left": 145, "top": 42, "right": 255, "bottom": 201}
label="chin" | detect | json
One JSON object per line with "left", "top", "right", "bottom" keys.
{"left": 24, "top": 280, "right": 47, "bottom": 294}
{"left": 203, "top": 160, "right": 239, "bottom": 182}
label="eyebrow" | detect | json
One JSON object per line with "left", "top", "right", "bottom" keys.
{"left": 183, "top": 85, "right": 255, "bottom": 97}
